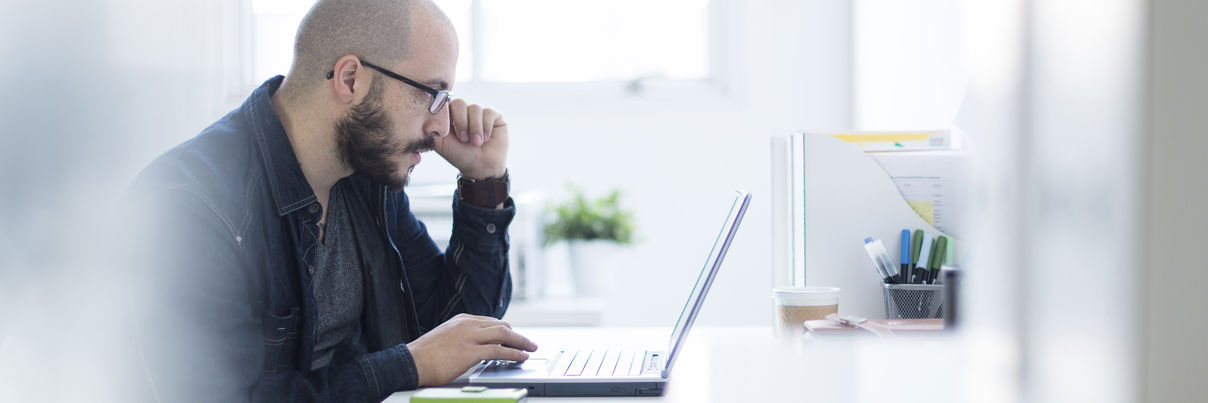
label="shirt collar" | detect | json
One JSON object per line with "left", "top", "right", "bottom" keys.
{"left": 249, "top": 76, "right": 319, "bottom": 216}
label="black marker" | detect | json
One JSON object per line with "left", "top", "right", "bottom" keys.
{"left": 913, "top": 233, "right": 933, "bottom": 284}
{"left": 899, "top": 230, "right": 912, "bottom": 284}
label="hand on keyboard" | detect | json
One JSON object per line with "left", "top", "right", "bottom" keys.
{"left": 407, "top": 313, "right": 538, "bottom": 387}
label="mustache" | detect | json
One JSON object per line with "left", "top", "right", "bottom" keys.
{"left": 402, "top": 137, "right": 435, "bottom": 153}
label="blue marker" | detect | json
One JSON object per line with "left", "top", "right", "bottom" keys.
{"left": 899, "top": 230, "right": 911, "bottom": 284}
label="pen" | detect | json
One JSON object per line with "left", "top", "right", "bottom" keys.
{"left": 945, "top": 237, "right": 956, "bottom": 265}
{"left": 910, "top": 229, "right": 924, "bottom": 284}
{"left": 899, "top": 230, "right": 911, "bottom": 284}
{"left": 936, "top": 237, "right": 956, "bottom": 284}
{"left": 927, "top": 236, "right": 945, "bottom": 284}
{"left": 863, "top": 237, "right": 899, "bottom": 284}
{"left": 914, "top": 233, "right": 933, "bottom": 284}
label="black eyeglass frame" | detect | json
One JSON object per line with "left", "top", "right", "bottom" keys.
{"left": 326, "top": 60, "right": 451, "bottom": 115}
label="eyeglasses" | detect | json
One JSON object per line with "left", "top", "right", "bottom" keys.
{"left": 325, "top": 60, "right": 451, "bottom": 115}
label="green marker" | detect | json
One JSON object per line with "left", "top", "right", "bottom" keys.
{"left": 927, "top": 236, "right": 947, "bottom": 284}
{"left": 945, "top": 238, "right": 956, "bottom": 265}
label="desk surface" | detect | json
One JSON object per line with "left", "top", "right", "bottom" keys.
{"left": 386, "top": 326, "right": 976, "bottom": 403}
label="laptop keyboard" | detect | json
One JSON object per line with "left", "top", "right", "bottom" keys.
{"left": 481, "top": 349, "right": 663, "bottom": 377}
{"left": 551, "top": 349, "right": 660, "bottom": 377}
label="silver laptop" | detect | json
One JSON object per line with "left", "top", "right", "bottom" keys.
{"left": 466, "top": 190, "right": 752, "bottom": 397}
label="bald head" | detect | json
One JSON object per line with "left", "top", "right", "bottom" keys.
{"left": 286, "top": 0, "right": 453, "bottom": 95}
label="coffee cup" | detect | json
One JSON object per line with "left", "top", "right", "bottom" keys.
{"left": 772, "top": 286, "right": 841, "bottom": 336}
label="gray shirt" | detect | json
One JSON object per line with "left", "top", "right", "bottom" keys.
{"left": 310, "top": 182, "right": 364, "bottom": 370}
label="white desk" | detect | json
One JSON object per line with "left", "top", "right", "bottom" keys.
{"left": 387, "top": 326, "right": 978, "bottom": 403}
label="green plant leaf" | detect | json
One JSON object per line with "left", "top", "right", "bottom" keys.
{"left": 543, "top": 185, "right": 636, "bottom": 246}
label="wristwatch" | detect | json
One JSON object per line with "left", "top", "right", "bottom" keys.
{"left": 457, "top": 170, "right": 509, "bottom": 208}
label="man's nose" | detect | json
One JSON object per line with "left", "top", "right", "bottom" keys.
{"left": 424, "top": 108, "right": 451, "bottom": 139}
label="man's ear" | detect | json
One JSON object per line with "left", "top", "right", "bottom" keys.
{"left": 329, "top": 55, "right": 365, "bottom": 104}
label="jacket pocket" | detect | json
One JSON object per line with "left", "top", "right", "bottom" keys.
{"left": 262, "top": 307, "right": 301, "bottom": 373}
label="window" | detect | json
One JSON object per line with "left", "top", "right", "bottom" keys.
{"left": 249, "top": 0, "right": 714, "bottom": 87}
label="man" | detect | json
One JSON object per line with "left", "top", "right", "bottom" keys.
{"left": 128, "top": 0, "right": 535, "bottom": 401}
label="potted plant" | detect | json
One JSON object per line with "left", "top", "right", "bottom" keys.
{"left": 543, "top": 186, "right": 635, "bottom": 296}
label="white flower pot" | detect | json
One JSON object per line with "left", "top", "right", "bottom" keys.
{"left": 565, "top": 240, "right": 620, "bottom": 296}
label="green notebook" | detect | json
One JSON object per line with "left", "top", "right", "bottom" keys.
{"left": 411, "top": 386, "right": 528, "bottom": 403}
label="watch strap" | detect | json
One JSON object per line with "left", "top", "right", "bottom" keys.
{"left": 457, "top": 171, "right": 509, "bottom": 208}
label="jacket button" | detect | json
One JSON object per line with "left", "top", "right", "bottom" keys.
{"left": 308, "top": 265, "right": 314, "bottom": 276}
{"left": 486, "top": 223, "right": 497, "bottom": 234}
{"left": 308, "top": 203, "right": 320, "bottom": 214}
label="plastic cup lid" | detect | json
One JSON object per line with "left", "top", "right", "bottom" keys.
{"left": 772, "top": 286, "right": 841, "bottom": 306}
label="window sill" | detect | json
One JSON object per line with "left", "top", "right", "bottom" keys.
{"left": 450, "top": 79, "right": 737, "bottom": 111}
{"left": 503, "top": 297, "right": 604, "bottom": 327}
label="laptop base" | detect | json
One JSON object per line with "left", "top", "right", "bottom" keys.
{"left": 470, "top": 381, "right": 665, "bottom": 397}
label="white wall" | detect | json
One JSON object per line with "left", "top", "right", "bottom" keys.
{"left": 415, "top": 0, "right": 854, "bottom": 327}
{"left": 854, "top": 0, "right": 966, "bottom": 130}
{"left": 536, "top": 0, "right": 853, "bottom": 327}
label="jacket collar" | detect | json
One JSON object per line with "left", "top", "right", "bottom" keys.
{"left": 248, "top": 76, "right": 318, "bottom": 216}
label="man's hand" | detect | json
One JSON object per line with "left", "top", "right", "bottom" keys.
{"left": 407, "top": 313, "right": 537, "bottom": 387}
{"left": 435, "top": 99, "right": 508, "bottom": 180}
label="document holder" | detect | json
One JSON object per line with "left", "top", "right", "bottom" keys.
{"left": 776, "top": 133, "right": 955, "bottom": 318}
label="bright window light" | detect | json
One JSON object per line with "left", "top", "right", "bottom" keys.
{"left": 250, "top": 0, "right": 711, "bottom": 84}
{"left": 472, "top": 0, "right": 709, "bottom": 83}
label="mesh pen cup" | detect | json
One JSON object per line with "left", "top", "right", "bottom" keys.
{"left": 882, "top": 283, "right": 944, "bottom": 319}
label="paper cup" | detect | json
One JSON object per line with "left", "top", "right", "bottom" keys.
{"left": 772, "top": 286, "right": 841, "bottom": 336}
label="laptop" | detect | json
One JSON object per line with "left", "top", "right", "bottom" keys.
{"left": 465, "top": 190, "right": 752, "bottom": 397}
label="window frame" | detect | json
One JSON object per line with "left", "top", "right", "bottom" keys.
{"left": 451, "top": 0, "right": 738, "bottom": 105}
{"left": 222, "top": 0, "right": 739, "bottom": 109}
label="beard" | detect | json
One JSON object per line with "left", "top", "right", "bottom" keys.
{"left": 334, "top": 80, "right": 434, "bottom": 192}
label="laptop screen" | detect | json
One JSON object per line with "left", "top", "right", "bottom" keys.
{"left": 662, "top": 190, "right": 751, "bottom": 376}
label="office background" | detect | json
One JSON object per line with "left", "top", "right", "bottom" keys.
{"left": 1, "top": 0, "right": 1205, "bottom": 402}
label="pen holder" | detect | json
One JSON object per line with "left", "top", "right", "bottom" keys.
{"left": 882, "top": 283, "right": 944, "bottom": 319}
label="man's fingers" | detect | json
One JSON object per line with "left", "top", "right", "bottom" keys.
{"left": 482, "top": 107, "right": 499, "bottom": 143}
{"left": 457, "top": 314, "right": 512, "bottom": 330}
{"left": 445, "top": 99, "right": 503, "bottom": 147}
{"left": 475, "top": 325, "right": 538, "bottom": 352}
{"left": 472, "top": 325, "right": 512, "bottom": 344}
{"left": 482, "top": 344, "right": 531, "bottom": 362}
{"left": 446, "top": 109, "right": 458, "bottom": 142}
{"left": 454, "top": 312, "right": 493, "bottom": 321}
{"left": 467, "top": 104, "right": 484, "bottom": 146}
{"left": 448, "top": 98, "right": 469, "bottom": 142}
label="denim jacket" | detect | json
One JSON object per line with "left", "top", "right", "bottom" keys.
{"left": 128, "top": 76, "right": 514, "bottom": 402}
